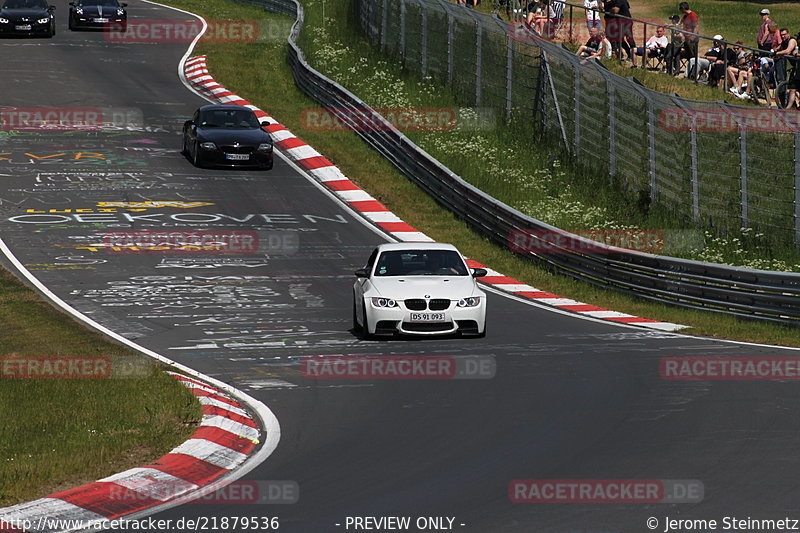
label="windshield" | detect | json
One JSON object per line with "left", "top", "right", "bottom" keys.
{"left": 374, "top": 250, "right": 468, "bottom": 277}
{"left": 76, "top": 0, "right": 120, "bottom": 6}
{"left": 2, "top": 0, "right": 47, "bottom": 9}
{"left": 199, "top": 109, "right": 260, "bottom": 129}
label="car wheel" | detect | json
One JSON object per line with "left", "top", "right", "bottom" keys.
{"left": 352, "top": 297, "right": 362, "bottom": 333}
{"left": 192, "top": 141, "right": 203, "bottom": 168}
{"left": 119, "top": 22, "right": 126, "bottom": 32}
{"left": 68, "top": 17, "right": 74, "bottom": 30}
{"left": 181, "top": 135, "right": 188, "bottom": 156}
{"left": 361, "top": 299, "right": 373, "bottom": 340}
{"left": 263, "top": 159, "right": 274, "bottom": 171}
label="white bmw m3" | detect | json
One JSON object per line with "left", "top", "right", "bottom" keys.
{"left": 353, "top": 243, "right": 487, "bottom": 338}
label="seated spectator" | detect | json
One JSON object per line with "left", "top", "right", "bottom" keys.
{"left": 707, "top": 37, "right": 737, "bottom": 88}
{"left": 581, "top": 30, "right": 612, "bottom": 61}
{"left": 730, "top": 51, "right": 756, "bottom": 99}
{"left": 774, "top": 28, "right": 797, "bottom": 83}
{"left": 577, "top": 25, "right": 602, "bottom": 57}
{"left": 726, "top": 42, "right": 750, "bottom": 92}
{"left": 527, "top": 0, "right": 563, "bottom": 38}
{"left": 685, "top": 35, "right": 723, "bottom": 81}
{"left": 633, "top": 26, "right": 668, "bottom": 61}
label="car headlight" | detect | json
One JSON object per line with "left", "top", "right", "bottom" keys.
{"left": 116, "top": 8, "right": 124, "bottom": 14}
{"left": 371, "top": 297, "right": 397, "bottom": 308}
{"left": 199, "top": 142, "right": 217, "bottom": 150}
{"left": 37, "top": 16, "right": 49, "bottom": 23}
{"left": 457, "top": 297, "right": 481, "bottom": 307}
{"left": 0, "top": 17, "right": 9, "bottom": 23}
{"left": 256, "top": 143, "right": 273, "bottom": 152}
{"left": 75, "top": 7, "right": 83, "bottom": 13}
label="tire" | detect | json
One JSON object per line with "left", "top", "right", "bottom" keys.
{"left": 191, "top": 141, "right": 203, "bottom": 168}
{"left": 68, "top": 17, "right": 74, "bottom": 30}
{"left": 181, "top": 134, "right": 188, "bottom": 156}
{"left": 263, "top": 159, "right": 274, "bottom": 170}
{"left": 352, "top": 297, "right": 362, "bottom": 333}
{"left": 361, "top": 299, "right": 373, "bottom": 340}
{"left": 776, "top": 81, "right": 790, "bottom": 109}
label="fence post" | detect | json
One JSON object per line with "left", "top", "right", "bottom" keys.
{"left": 506, "top": 30, "right": 514, "bottom": 122}
{"left": 381, "top": 0, "right": 388, "bottom": 51}
{"left": 421, "top": 1, "right": 428, "bottom": 77}
{"left": 608, "top": 80, "right": 617, "bottom": 176}
{"left": 447, "top": 9, "right": 454, "bottom": 84}
{"left": 400, "top": 0, "right": 406, "bottom": 58}
{"left": 627, "top": 79, "right": 657, "bottom": 201}
{"left": 671, "top": 99, "right": 699, "bottom": 221}
{"left": 740, "top": 122, "right": 749, "bottom": 228}
{"left": 573, "top": 65, "right": 581, "bottom": 155}
{"left": 475, "top": 15, "right": 483, "bottom": 106}
{"left": 795, "top": 132, "right": 800, "bottom": 247}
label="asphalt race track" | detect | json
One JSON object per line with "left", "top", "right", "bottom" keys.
{"left": 2, "top": 4, "right": 800, "bottom": 532}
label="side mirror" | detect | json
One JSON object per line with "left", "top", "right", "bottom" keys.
{"left": 471, "top": 268, "right": 487, "bottom": 278}
{"left": 68, "top": 2, "right": 73, "bottom": 5}
{"left": 184, "top": 119, "right": 194, "bottom": 129}
{"left": 120, "top": 2, "right": 127, "bottom": 5}
{"left": 354, "top": 268, "right": 368, "bottom": 278}
{"left": 49, "top": 4, "right": 55, "bottom": 9}
{"left": 260, "top": 120, "right": 271, "bottom": 127}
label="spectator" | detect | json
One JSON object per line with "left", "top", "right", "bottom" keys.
{"left": 584, "top": 29, "right": 612, "bottom": 61}
{"left": 774, "top": 28, "right": 797, "bottom": 83}
{"left": 726, "top": 42, "right": 750, "bottom": 93}
{"left": 664, "top": 14, "right": 685, "bottom": 74}
{"left": 679, "top": 2, "right": 700, "bottom": 67}
{"left": 577, "top": 25, "right": 602, "bottom": 57}
{"left": 604, "top": 0, "right": 635, "bottom": 61}
{"left": 527, "top": 0, "right": 560, "bottom": 37}
{"left": 707, "top": 37, "right": 737, "bottom": 88}
{"left": 633, "top": 26, "right": 668, "bottom": 63}
{"left": 584, "top": 0, "right": 602, "bottom": 32}
{"left": 685, "top": 35, "right": 722, "bottom": 81}
{"left": 730, "top": 51, "right": 756, "bottom": 99}
{"left": 785, "top": 51, "right": 800, "bottom": 108}
{"left": 757, "top": 9, "right": 773, "bottom": 51}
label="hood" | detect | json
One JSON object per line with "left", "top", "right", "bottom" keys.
{"left": 1, "top": 8, "right": 49, "bottom": 18}
{"left": 370, "top": 276, "right": 479, "bottom": 300}
{"left": 198, "top": 128, "right": 270, "bottom": 146}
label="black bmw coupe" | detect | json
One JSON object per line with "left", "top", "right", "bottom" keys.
{"left": 0, "top": 0, "right": 55, "bottom": 38}
{"left": 68, "top": 0, "right": 126, "bottom": 31}
{"left": 182, "top": 105, "right": 274, "bottom": 170}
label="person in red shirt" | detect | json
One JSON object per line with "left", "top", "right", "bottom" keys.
{"left": 678, "top": 2, "right": 699, "bottom": 65}
{"left": 757, "top": 9, "right": 773, "bottom": 51}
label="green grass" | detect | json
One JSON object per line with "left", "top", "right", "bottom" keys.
{"left": 150, "top": 0, "right": 800, "bottom": 347}
{"left": 0, "top": 267, "right": 201, "bottom": 506}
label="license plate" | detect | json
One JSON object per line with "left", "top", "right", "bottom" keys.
{"left": 225, "top": 153, "right": 250, "bottom": 160}
{"left": 93, "top": 17, "right": 108, "bottom": 22}
{"left": 409, "top": 313, "right": 445, "bottom": 322}
{"left": 15, "top": 24, "right": 31, "bottom": 30}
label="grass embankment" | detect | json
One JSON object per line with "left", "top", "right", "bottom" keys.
{"left": 151, "top": 0, "right": 800, "bottom": 346}
{"left": 0, "top": 267, "right": 201, "bottom": 506}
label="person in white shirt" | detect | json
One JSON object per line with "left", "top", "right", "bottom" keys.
{"left": 584, "top": 0, "right": 602, "bottom": 31}
{"left": 633, "top": 26, "right": 668, "bottom": 62}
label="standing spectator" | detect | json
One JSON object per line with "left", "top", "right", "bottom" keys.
{"left": 664, "top": 14, "right": 685, "bottom": 74}
{"left": 679, "top": 2, "right": 700, "bottom": 67}
{"left": 707, "top": 37, "right": 737, "bottom": 88}
{"left": 774, "top": 28, "right": 797, "bottom": 83}
{"left": 584, "top": 0, "right": 602, "bottom": 32}
{"left": 757, "top": 9, "right": 773, "bottom": 51}
{"left": 604, "top": 0, "right": 634, "bottom": 61}
{"left": 633, "top": 25, "right": 668, "bottom": 63}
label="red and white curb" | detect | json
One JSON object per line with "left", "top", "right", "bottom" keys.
{"left": 0, "top": 372, "right": 259, "bottom": 532}
{"left": 183, "top": 55, "right": 686, "bottom": 333}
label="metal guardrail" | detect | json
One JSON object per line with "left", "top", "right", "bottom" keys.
{"left": 231, "top": 0, "right": 800, "bottom": 325}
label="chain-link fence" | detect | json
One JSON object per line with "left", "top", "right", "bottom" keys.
{"left": 358, "top": 0, "right": 800, "bottom": 247}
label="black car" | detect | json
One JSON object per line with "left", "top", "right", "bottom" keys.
{"left": 182, "top": 105, "right": 274, "bottom": 170}
{"left": 68, "top": 0, "right": 125, "bottom": 31}
{"left": 0, "top": 0, "right": 55, "bottom": 37}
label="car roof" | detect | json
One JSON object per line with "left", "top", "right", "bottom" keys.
{"left": 198, "top": 105, "right": 252, "bottom": 113}
{"left": 375, "top": 242, "right": 460, "bottom": 252}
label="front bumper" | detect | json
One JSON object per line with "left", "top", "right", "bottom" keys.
{"left": 366, "top": 300, "right": 486, "bottom": 337}
{"left": 198, "top": 147, "right": 273, "bottom": 169}
{"left": 72, "top": 16, "right": 125, "bottom": 28}
{"left": 0, "top": 21, "right": 50, "bottom": 35}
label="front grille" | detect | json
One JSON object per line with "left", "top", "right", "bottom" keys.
{"left": 375, "top": 320, "right": 398, "bottom": 333}
{"left": 429, "top": 299, "right": 450, "bottom": 311}
{"left": 220, "top": 145, "right": 254, "bottom": 154}
{"left": 404, "top": 299, "right": 426, "bottom": 311}
{"left": 402, "top": 322, "right": 454, "bottom": 332}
